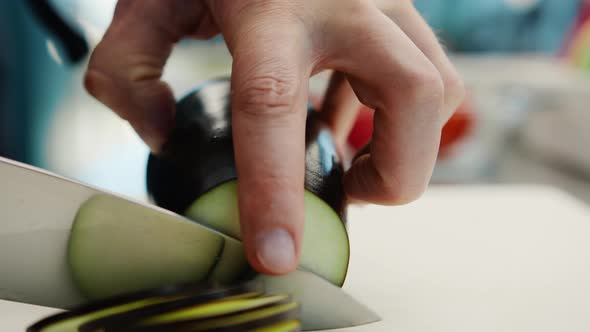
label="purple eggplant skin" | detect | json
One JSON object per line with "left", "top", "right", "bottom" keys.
{"left": 146, "top": 78, "right": 236, "bottom": 215}
{"left": 146, "top": 77, "right": 347, "bottom": 223}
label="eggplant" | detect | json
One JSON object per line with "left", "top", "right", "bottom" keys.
{"left": 145, "top": 78, "right": 349, "bottom": 287}
{"left": 146, "top": 77, "right": 346, "bottom": 221}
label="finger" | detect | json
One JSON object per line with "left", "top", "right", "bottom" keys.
{"left": 84, "top": 0, "right": 218, "bottom": 152}
{"left": 223, "top": 10, "right": 311, "bottom": 275}
{"left": 324, "top": 3, "right": 444, "bottom": 205}
{"left": 378, "top": 1, "right": 465, "bottom": 123}
{"left": 319, "top": 71, "right": 361, "bottom": 146}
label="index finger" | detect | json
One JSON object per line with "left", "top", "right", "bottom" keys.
{"left": 226, "top": 15, "right": 311, "bottom": 275}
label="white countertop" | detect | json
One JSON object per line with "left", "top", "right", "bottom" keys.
{"left": 4, "top": 185, "right": 590, "bottom": 331}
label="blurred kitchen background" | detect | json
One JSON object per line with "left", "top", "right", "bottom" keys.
{"left": 1, "top": 0, "right": 589, "bottom": 204}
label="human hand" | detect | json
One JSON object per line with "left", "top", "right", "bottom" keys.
{"left": 84, "top": 0, "right": 465, "bottom": 276}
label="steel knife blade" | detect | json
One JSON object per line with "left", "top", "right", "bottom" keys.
{"left": 0, "top": 156, "right": 380, "bottom": 330}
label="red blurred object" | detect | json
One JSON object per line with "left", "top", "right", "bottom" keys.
{"left": 438, "top": 102, "right": 475, "bottom": 158}
{"left": 346, "top": 99, "right": 475, "bottom": 157}
{"left": 347, "top": 106, "right": 375, "bottom": 150}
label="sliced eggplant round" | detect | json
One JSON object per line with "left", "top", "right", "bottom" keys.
{"left": 188, "top": 301, "right": 299, "bottom": 332}
{"left": 90, "top": 294, "right": 294, "bottom": 332}
{"left": 27, "top": 282, "right": 261, "bottom": 332}
{"left": 78, "top": 292, "right": 282, "bottom": 332}
{"left": 184, "top": 181, "right": 349, "bottom": 286}
{"left": 128, "top": 302, "right": 300, "bottom": 332}
{"left": 140, "top": 294, "right": 291, "bottom": 326}
{"left": 206, "top": 235, "right": 254, "bottom": 285}
{"left": 69, "top": 194, "right": 225, "bottom": 300}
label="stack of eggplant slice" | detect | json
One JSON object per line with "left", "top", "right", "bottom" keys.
{"left": 28, "top": 281, "right": 301, "bottom": 332}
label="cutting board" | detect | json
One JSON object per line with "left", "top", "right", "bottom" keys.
{"left": 3, "top": 185, "right": 590, "bottom": 331}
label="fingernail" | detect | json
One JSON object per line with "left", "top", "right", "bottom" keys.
{"left": 256, "top": 228, "right": 296, "bottom": 273}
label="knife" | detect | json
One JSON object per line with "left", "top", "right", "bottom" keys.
{"left": 0, "top": 156, "right": 380, "bottom": 331}
{"left": 255, "top": 270, "right": 381, "bottom": 331}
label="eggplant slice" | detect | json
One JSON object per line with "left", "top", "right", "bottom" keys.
{"left": 124, "top": 302, "right": 300, "bottom": 332}
{"left": 27, "top": 282, "right": 262, "bottom": 332}
{"left": 79, "top": 294, "right": 292, "bottom": 332}
{"left": 28, "top": 283, "right": 301, "bottom": 332}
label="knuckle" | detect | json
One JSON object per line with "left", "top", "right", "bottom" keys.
{"left": 405, "top": 66, "right": 445, "bottom": 106}
{"left": 84, "top": 50, "right": 115, "bottom": 96}
{"left": 347, "top": 1, "right": 381, "bottom": 30}
{"left": 349, "top": 0, "right": 376, "bottom": 15}
{"left": 374, "top": 0, "right": 406, "bottom": 18}
{"left": 112, "top": 0, "right": 136, "bottom": 19}
{"left": 83, "top": 70, "right": 99, "bottom": 98}
{"left": 83, "top": 61, "right": 107, "bottom": 99}
{"left": 237, "top": 74, "right": 299, "bottom": 117}
{"left": 442, "top": 71, "right": 466, "bottom": 112}
{"left": 149, "top": 0, "right": 206, "bottom": 37}
{"left": 126, "top": 55, "right": 165, "bottom": 82}
{"left": 326, "top": 0, "right": 375, "bottom": 33}
{"left": 83, "top": 62, "right": 133, "bottom": 122}
{"left": 372, "top": 161, "right": 430, "bottom": 205}
{"left": 219, "top": 0, "right": 301, "bottom": 28}
{"left": 379, "top": 177, "right": 427, "bottom": 205}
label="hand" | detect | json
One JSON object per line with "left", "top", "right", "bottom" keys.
{"left": 84, "top": 0, "right": 465, "bottom": 276}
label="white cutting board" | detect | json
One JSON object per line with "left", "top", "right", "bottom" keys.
{"left": 4, "top": 185, "right": 590, "bottom": 332}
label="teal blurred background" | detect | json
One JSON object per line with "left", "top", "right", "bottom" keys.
{"left": 0, "top": 1, "right": 73, "bottom": 165}
{"left": 414, "top": 0, "right": 581, "bottom": 53}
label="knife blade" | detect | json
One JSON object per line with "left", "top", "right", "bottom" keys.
{"left": 255, "top": 270, "right": 381, "bottom": 331}
{"left": 0, "top": 156, "right": 98, "bottom": 308}
{"left": 0, "top": 156, "right": 380, "bottom": 330}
